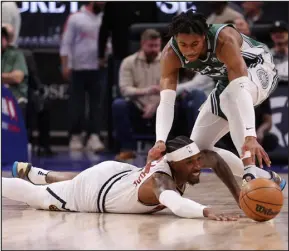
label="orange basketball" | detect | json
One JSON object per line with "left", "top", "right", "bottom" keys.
{"left": 239, "top": 178, "right": 284, "bottom": 222}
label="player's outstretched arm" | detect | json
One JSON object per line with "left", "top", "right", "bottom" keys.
{"left": 200, "top": 150, "right": 241, "bottom": 206}
{"left": 151, "top": 172, "right": 238, "bottom": 221}
{"left": 153, "top": 44, "right": 181, "bottom": 156}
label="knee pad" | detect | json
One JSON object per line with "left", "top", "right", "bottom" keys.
{"left": 219, "top": 77, "right": 253, "bottom": 113}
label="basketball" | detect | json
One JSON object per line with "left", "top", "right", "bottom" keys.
{"left": 239, "top": 178, "right": 284, "bottom": 222}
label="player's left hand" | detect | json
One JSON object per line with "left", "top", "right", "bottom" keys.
{"left": 204, "top": 208, "right": 239, "bottom": 221}
{"left": 241, "top": 136, "right": 271, "bottom": 168}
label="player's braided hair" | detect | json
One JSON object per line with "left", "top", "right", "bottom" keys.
{"left": 166, "top": 136, "right": 193, "bottom": 153}
{"left": 168, "top": 11, "right": 209, "bottom": 37}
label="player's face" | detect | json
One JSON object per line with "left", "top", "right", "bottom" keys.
{"left": 176, "top": 33, "right": 206, "bottom": 62}
{"left": 176, "top": 153, "right": 202, "bottom": 185}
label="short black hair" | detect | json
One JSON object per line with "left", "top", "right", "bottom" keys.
{"left": 168, "top": 11, "right": 209, "bottom": 37}
{"left": 166, "top": 136, "right": 193, "bottom": 154}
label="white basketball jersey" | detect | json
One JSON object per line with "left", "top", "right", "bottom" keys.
{"left": 104, "top": 157, "right": 174, "bottom": 214}
{"left": 45, "top": 159, "right": 182, "bottom": 214}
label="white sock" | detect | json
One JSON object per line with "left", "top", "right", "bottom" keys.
{"left": 27, "top": 167, "right": 50, "bottom": 185}
{"left": 244, "top": 165, "right": 257, "bottom": 177}
{"left": 255, "top": 168, "right": 271, "bottom": 179}
{"left": 2, "top": 177, "right": 46, "bottom": 208}
{"left": 244, "top": 165, "right": 271, "bottom": 179}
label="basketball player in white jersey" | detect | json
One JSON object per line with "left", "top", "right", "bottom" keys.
{"left": 3, "top": 136, "right": 241, "bottom": 221}
{"left": 149, "top": 11, "right": 286, "bottom": 190}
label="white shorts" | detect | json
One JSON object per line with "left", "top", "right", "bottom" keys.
{"left": 36, "top": 161, "right": 134, "bottom": 212}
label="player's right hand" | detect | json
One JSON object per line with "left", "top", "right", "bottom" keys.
{"left": 241, "top": 136, "right": 271, "bottom": 169}
{"left": 148, "top": 141, "right": 166, "bottom": 162}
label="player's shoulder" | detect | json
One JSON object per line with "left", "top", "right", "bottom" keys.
{"left": 161, "top": 40, "right": 182, "bottom": 69}
{"left": 215, "top": 23, "right": 242, "bottom": 41}
{"left": 147, "top": 157, "right": 172, "bottom": 176}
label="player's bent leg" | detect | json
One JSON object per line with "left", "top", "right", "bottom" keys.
{"left": 12, "top": 161, "right": 79, "bottom": 185}
{"left": 219, "top": 75, "right": 286, "bottom": 190}
{"left": 190, "top": 99, "right": 245, "bottom": 177}
{"left": 190, "top": 98, "right": 230, "bottom": 150}
{"left": 2, "top": 177, "right": 48, "bottom": 209}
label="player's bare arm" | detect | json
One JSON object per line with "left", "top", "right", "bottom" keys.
{"left": 150, "top": 172, "right": 238, "bottom": 221}
{"left": 150, "top": 44, "right": 181, "bottom": 156}
{"left": 160, "top": 43, "right": 181, "bottom": 91}
{"left": 200, "top": 150, "right": 241, "bottom": 206}
{"left": 216, "top": 27, "right": 271, "bottom": 168}
{"left": 215, "top": 27, "right": 247, "bottom": 81}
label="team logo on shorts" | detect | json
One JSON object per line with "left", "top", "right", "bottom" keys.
{"left": 49, "top": 205, "right": 60, "bottom": 211}
{"left": 257, "top": 69, "right": 269, "bottom": 89}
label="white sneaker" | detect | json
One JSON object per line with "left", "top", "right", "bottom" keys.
{"left": 86, "top": 134, "right": 105, "bottom": 152}
{"left": 69, "top": 135, "right": 84, "bottom": 151}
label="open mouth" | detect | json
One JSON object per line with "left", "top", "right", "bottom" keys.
{"left": 192, "top": 172, "right": 200, "bottom": 177}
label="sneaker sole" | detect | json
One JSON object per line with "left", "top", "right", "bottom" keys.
{"left": 12, "top": 161, "right": 32, "bottom": 179}
{"left": 280, "top": 179, "right": 287, "bottom": 191}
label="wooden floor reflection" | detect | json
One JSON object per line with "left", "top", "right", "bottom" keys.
{"left": 2, "top": 172, "right": 288, "bottom": 250}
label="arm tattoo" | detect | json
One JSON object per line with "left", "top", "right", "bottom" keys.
{"left": 151, "top": 172, "right": 178, "bottom": 199}
{"left": 200, "top": 150, "right": 241, "bottom": 206}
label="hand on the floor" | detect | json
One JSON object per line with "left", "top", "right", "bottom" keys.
{"left": 204, "top": 208, "right": 239, "bottom": 221}
{"left": 241, "top": 137, "right": 271, "bottom": 168}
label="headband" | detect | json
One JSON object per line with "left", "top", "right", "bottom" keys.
{"left": 166, "top": 142, "right": 200, "bottom": 162}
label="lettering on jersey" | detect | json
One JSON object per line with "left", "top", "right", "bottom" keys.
{"left": 199, "top": 65, "right": 227, "bottom": 77}
{"left": 257, "top": 69, "right": 269, "bottom": 89}
{"left": 133, "top": 157, "right": 164, "bottom": 186}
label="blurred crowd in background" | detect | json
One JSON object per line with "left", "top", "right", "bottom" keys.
{"left": 1, "top": 1, "right": 288, "bottom": 165}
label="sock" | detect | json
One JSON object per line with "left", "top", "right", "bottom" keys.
{"left": 243, "top": 165, "right": 257, "bottom": 180}
{"left": 27, "top": 167, "right": 50, "bottom": 185}
{"left": 2, "top": 177, "right": 45, "bottom": 208}
{"left": 255, "top": 168, "right": 271, "bottom": 179}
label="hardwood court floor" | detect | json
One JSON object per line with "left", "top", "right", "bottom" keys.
{"left": 2, "top": 172, "right": 288, "bottom": 250}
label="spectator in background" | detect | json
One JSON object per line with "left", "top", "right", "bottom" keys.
{"left": 241, "top": 2, "right": 274, "bottom": 26}
{"left": 98, "top": 2, "right": 158, "bottom": 94}
{"left": 206, "top": 2, "right": 243, "bottom": 24}
{"left": 1, "top": 1, "right": 21, "bottom": 46}
{"left": 270, "top": 21, "right": 288, "bottom": 82}
{"left": 112, "top": 29, "right": 207, "bottom": 161}
{"left": 60, "top": 1, "right": 105, "bottom": 152}
{"left": 112, "top": 29, "right": 161, "bottom": 161}
{"left": 233, "top": 17, "right": 251, "bottom": 37}
{"left": 1, "top": 24, "right": 28, "bottom": 119}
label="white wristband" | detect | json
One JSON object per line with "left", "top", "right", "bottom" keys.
{"left": 159, "top": 190, "right": 206, "bottom": 218}
{"left": 156, "top": 90, "right": 176, "bottom": 142}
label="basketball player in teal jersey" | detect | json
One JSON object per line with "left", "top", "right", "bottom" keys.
{"left": 149, "top": 11, "right": 286, "bottom": 190}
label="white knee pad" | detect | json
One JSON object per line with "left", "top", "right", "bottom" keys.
{"left": 219, "top": 76, "right": 258, "bottom": 114}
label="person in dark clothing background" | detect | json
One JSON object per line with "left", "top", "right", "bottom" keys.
{"left": 98, "top": 2, "right": 158, "bottom": 91}
{"left": 22, "top": 49, "right": 56, "bottom": 157}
